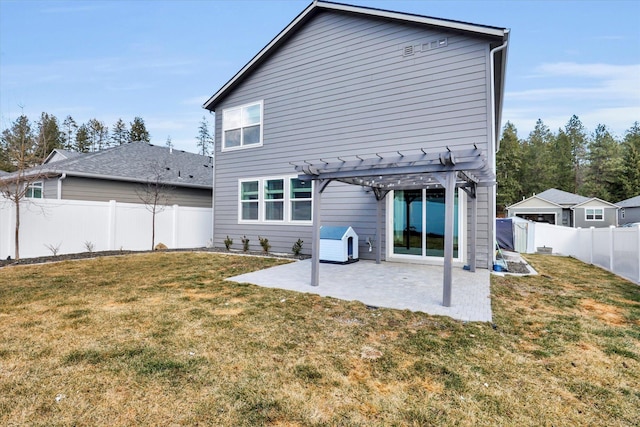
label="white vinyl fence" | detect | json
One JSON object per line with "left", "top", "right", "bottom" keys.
{"left": 0, "top": 198, "right": 212, "bottom": 259}
{"left": 529, "top": 222, "right": 640, "bottom": 284}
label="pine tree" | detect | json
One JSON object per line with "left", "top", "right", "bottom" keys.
{"left": 87, "top": 118, "right": 109, "bottom": 151}
{"left": 521, "top": 119, "right": 554, "bottom": 196}
{"left": 75, "top": 124, "right": 91, "bottom": 153}
{"left": 584, "top": 124, "right": 623, "bottom": 201}
{"left": 196, "top": 116, "right": 213, "bottom": 156}
{"left": 36, "top": 112, "right": 64, "bottom": 161}
{"left": 166, "top": 135, "right": 173, "bottom": 149}
{"left": 111, "top": 118, "right": 129, "bottom": 146}
{"left": 620, "top": 122, "right": 640, "bottom": 200}
{"left": 550, "top": 128, "right": 574, "bottom": 193}
{"left": 62, "top": 116, "right": 78, "bottom": 151}
{"left": 564, "top": 115, "right": 588, "bottom": 194}
{"left": 129, "top": 117, "right": 150, "bottom": 142}
{"left": 496, "top": 122, "right": 523, "bottom": 212}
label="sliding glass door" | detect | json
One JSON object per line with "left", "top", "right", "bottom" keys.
{"left": 392, "top": 189, "right": 459, "bottom": 259}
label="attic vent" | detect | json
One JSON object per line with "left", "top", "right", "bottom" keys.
{"left": 438, "top": 38, "right": 448, "bottom": 47}
{"left": 403, "top": 45, "right": 414, "bottom": 56}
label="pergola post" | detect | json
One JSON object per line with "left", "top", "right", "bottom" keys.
{"left": 443, "top": 171, "right": 456, "bottom": 307}
{"left": 468, "top": 186, "right": 477, "bottom": 272}
{"left": 376, "top": 195, "right": 383, "bottom": 264}
{"left": 310, "top": 179, "right": 323, "bottom": 286}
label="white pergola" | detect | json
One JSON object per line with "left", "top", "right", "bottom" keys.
{"left": 294, "top": 147, "right": 495, "bottom": 307}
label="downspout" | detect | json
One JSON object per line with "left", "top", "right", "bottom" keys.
{"left": 489, "top": 37, "right": 508, "bottom": 265}
{"left": 57, "top": 173, "right": 67, "bottom": 199}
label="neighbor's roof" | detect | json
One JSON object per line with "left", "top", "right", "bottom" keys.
{"left": 536, "top": 188, "right": 591, "bottom": 206}
{"left": 1, "top": 143, "right": 213, "bottom": 189}
{"left": 43, "top": 148, "right": 84, "bottom": 164}
{"left": 616, "top": 195, "right": 640, "bottom": 208}
{"left": 203, "top": 0, "right": 509, "bottom": 112}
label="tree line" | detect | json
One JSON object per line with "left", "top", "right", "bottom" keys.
{"left": 0, "top": 113, "right": 214, "bottom": 172}
{"left": 497, "top": 116, "right": 640, "bottom": 212}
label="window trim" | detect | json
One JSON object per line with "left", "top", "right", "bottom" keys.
{"left": 222, "top": 100, "right": 264, "bottom": 152}
{"left": 26, "top": 181, "right": 43, "bottom": 198}
{"left": 238, "top": 176, "right": 313, "bottom": 225}
{"left": 585, "top": 208, "right": 604, "bottom": 221}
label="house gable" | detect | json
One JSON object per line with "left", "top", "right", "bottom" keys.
{"left": 204, "top": 2, "right": 508, "bottom": 269}
{"left": 507, "top": 195, "right": 562, "bottom": 210}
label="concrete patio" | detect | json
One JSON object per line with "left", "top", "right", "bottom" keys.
{"left": 227, "top": 259, "right": 492, "bottom": 322}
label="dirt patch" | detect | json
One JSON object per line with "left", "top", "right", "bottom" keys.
{"left": 579, "top": 298, "right": 626, "bottom": 326}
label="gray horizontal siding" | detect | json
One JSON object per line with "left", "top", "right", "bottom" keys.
{"left": 61, "top": 176, "right": 212, "bottom": 208}
{"left": 211, "top": 10, "right": 493, "bottom": 265}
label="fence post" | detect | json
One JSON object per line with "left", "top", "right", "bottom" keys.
{"left": 172, "top": 205, "right": 179, "bottom": 248}
{"left": 589, "top": 227, "right": 595, "bottom": 265}
{"left": 107, "top": 200, "right": 117, "bottom": 250}
{"left": 637, "top": 226, "right": 640, "bottom": 283}
{"left": 609, "top": 225, "right": 615, "bottom": 271}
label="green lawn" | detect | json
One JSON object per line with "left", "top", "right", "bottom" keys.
{"left": 0, "top": 252, "right": 638, "bottom": 426}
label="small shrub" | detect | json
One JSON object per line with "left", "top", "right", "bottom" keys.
{"left": 84, "top": 241, "right": 95, "bottom": 253}
{"left": 241, "top": 236, "right": 250, "bottom": 253}
{"left": 258, "top": 236, "right": 271, "bottom": 254}
{"left": 44, "top": 242, "right": 62, "bottom": 256}
{"left": 292, "top": 238, "right": 303, "bottom": 256}
{"left": 224, "top": 235, "right": 233, "bottom": 251}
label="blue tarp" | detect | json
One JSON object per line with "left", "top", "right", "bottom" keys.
{"left": 496, "top": 218, "right": 515, "bottom": 251}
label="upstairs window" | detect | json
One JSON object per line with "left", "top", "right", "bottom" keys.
{"left": 585, "top": 208, "right": 604, "bottom": 221}
{"left": 26, "top": 181, "right": 43, "bottom": 198}
{"left": 222, "top": 101, "right": 263, "bottom": 151}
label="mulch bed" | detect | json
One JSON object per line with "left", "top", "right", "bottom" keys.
{"left": 0, "top": 248, "right": 309, "bottom": 268}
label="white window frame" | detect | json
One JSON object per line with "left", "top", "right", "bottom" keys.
{"left": 585, "top": 208, "right": 604, "bottom": 221}
{"left": 26, "top": 181, "right": 43, "bottom": 198}
{"left": 238, "top": 176, "right": 313, "bottom": 225}
{"left": 222, "top": 100, "right": 264, "bottom": 152}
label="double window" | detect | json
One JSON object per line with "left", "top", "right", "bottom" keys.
{"left": 26, "top": 181, "right": 43, "bottom": 198}
{"left": 222, "top": 101, "right": 263, "bottom": 151}
{"left": 239, "top": 176, "right": 312, "bottom": 223}
{"left": 585, "top": 208, "right": 604, "bottom": 221}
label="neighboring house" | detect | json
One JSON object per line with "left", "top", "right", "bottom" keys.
{"left": 506, "top": 188, "right": 618, "bottom": 228}
{"left": 0, "top": 142, "right": 213, "bottom": 207}
{"left": 617, "top": 195, "right": 640, "bottom": 225}
{"left": 203, "top": 0, "right": 509, "bottom": 274}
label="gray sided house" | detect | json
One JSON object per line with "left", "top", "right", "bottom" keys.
{"left": 507, "top": 188, "right": 618, "bottom": 228}
{"left": 204, "top": 1, "right": 509, "bottom": 272}
{"left": 0, "top": 143, "right": 213, "bottom": 207}
{"left": 617, "top": 195, "right": 640, "bottom": 226}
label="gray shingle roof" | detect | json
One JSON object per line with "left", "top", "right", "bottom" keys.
{"left": 4, "top": 143, "right": 213, "bottom": 189}
{"left": 617, "top": 195, "right": 640, "bottom": 208}
{"left": 537, "top": 188, "right": 590, "bottom": 206}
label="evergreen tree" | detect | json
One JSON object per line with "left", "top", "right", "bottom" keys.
{"left": 620, "top": 122, "right": 640, "bottom": 200}
{"left": 111, "top": 118, "right": 129, "bottom": 146}
{"left": 196, "top": 116, "right": 213, "bottom": 156}
{"left": 36, "top": 112, "right": 64, "bottom": 161}
{"left": 75, "top": 124, "right": 91, "bottom": 153}
{"left": 496, "top": 121, "right": 523, "bottom": 212}
{"left": 62, "top": 116, "right": 78, "bottom": 151}
{"left": 87, "top": 118, "right": 109, "bottom": 151}
{"left": 521, "top": 119, "right": 554, "bottom": 196}
{"left": 129, "top": 117, "right": 150, "bottom": 142}
{"left": 584, "top": 124, "right": 623, "bottom": 201}
{"left": 564, "top": 115, "right": 588, "bottom": 194}
{"left": 550, "top": 128, "right": 574, "bottom": 193}
{"left": 166, "top": 135, "right": 173, "bottom": 149}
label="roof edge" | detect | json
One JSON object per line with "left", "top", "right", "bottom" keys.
{"left": 203, "top": 0, "right": 509, "bottom": 111}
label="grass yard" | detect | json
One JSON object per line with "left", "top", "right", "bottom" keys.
{"left": 0, "top": 252, "right": 638, "bottom": 426}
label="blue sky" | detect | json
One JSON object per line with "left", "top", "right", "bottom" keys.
{"left": 1, "top": 0, "right": 639, "bottom": 153}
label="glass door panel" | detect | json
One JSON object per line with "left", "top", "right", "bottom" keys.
{"left": 393, "top": 190, "right": 422, "bottom": 255}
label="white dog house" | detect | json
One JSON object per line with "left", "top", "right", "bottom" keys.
{"left": 319, "top": 226, "right": 358, "bottom": 263}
